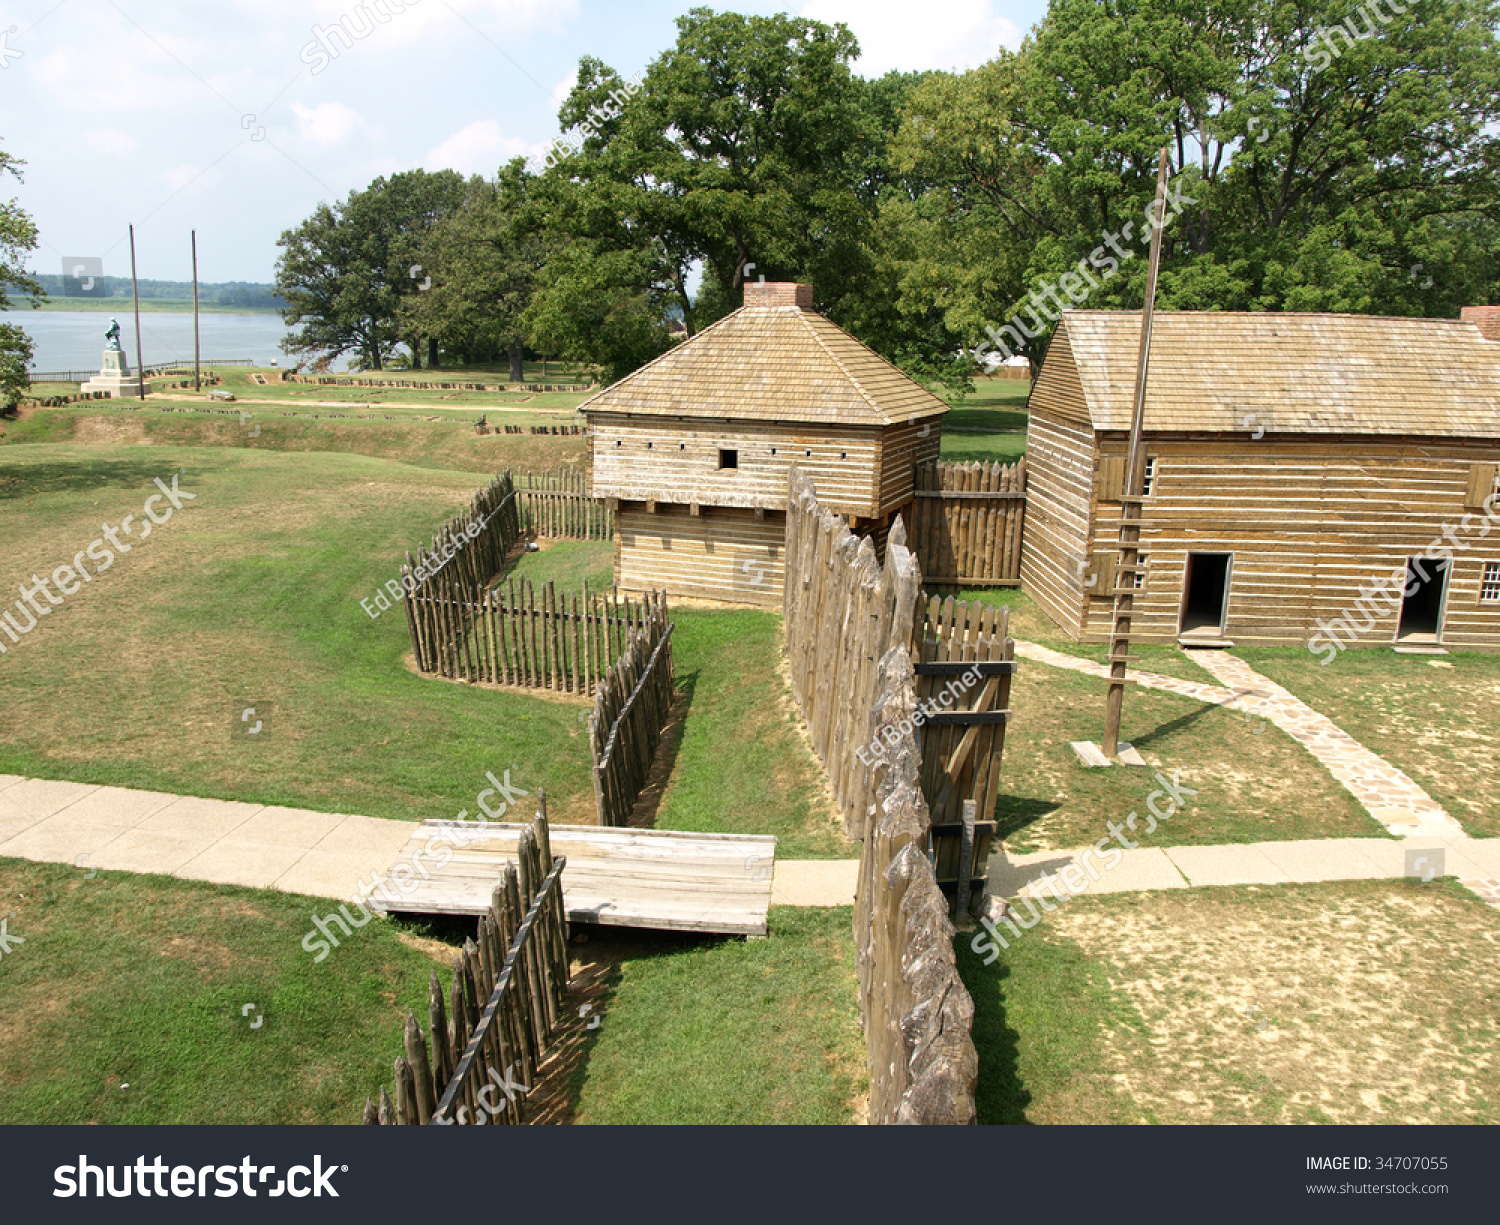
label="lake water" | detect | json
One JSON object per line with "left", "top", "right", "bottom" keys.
{"left": 2, "top": 309, "right": 350, "bottom": 374}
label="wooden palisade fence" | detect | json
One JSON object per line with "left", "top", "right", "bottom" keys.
{"left": 518, "top": 467, "right": 614, "bottom": 540}
{"left": 857, "top": 645, "right": 979, "bottom": 1124}
{"left": 402, "top": 472, "right": 522, "bottom": 673}
{"left": 784, "top": 467, "right": 1009, "bottom": 1122}
{"left": 589, "top": 593, "right": 675, "bottom": 828}
{"left": 363, "top": 798, "right": 569, "bottom": 1126}
{"left": 784, "top": 466, "right": 914, "bottom": 840}
{"left": 908, "top": 458, "right": 1027, "bottom": 587}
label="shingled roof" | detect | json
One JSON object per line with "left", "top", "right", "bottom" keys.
{"left": 1056, "top": 310, "right": 1500, "bottom": 437}
{"left": 578, "top": 283, "right": 949, "bottom": 427}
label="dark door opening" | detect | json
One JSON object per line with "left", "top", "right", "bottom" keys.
{"left": 1397, "top": 557, "right": 1449, "bottom": 640}
{"left": 1179, "top": 552, "right": 1232, "bottom": 636}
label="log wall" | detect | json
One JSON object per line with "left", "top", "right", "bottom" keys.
{"left": 1083, "top": 437, "right": 1500, "bottom": 647}
{"left": 616, "top": 506, "right": 786, "bottom": 609}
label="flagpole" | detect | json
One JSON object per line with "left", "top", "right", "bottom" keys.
{"left": 129, "top": 224, "right": 145, "bottom": 402}
{"left": 191, "top": 229, "right": 201, "bottom": 393}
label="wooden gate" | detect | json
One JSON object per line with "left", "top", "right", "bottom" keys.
{"left": 913, "top": 594, "right": 1014, "bottom": 917}
{"left": 907, "top": 459, "right": 1026, "bottom": 586}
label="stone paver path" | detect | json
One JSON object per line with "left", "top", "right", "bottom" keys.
{"left": 1181, "top": 648, "right": 1464, "bottom": 840}
{"left": 1013, "top": 641, "right": 1465, "bottom": 840}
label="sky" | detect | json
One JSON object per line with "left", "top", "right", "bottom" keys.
{"left": 0, "top": 0, "right": 1043, "bottom": 285}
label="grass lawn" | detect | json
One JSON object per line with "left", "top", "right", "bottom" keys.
{"left": 0, "top": 443, "right": 600, "bottom": 825}
{"left": 0, "top": 859, "right": 865, "bottom": 1125}
{"left": 990, "top": 656, "right": 1377, "bottom": 851}
{"left": 505, "top": 538, "right": 616, "bottom": 595}
{"left": 1242, "top": 647, "right": 1500, "bottom": 838}
{"left": 563, "top": 907, "right": 866, "bottom": 1124}
{"left": 2, "top": 401, "right": 589, "bottom": 478}
{"left": 0, "top": 857, "right": 440, "bottom": 1124}
{"left": 958, "top": 878, "right": 1500, "bottom": 1124}
{"left": 950, "top": 587, "right": 1219, "bottom": 685}
{"left": 0, "top": 442, "right": 845, "bottom": 853}
{"left": 939, "top": 377, "right": 1029, "bottom": 464}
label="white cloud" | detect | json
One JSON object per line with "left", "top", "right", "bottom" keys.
{"left": 549, "top": 68, "right": 578, "bottom": 113}
{"left": 290, "top": 100, "right": 364, "bottom": 146}
{"left": 798, "top": 0, "right": 1022, "bottom": 76}
{"left": 84, "top": 129, "right": 140, "bottom": 156}
{"left": 423, "top": 120, "right": 536, "bottom": 176}
{"left": 162, "top": 163, "right": 208, "bottom": 191}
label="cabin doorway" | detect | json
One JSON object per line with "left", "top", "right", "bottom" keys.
{"left": 1397, "top": 557, "right": 1449, "bottom": 641}
{"left": 1179, "top": 552, "right": 1232, "bottom": 638}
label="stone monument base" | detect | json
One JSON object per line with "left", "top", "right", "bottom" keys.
{"left": 82, "top": 348, "right": 143, "bottom": 398}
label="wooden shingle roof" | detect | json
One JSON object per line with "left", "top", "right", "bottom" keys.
{"left": 578, "top": 306, "right": 950, "bottom": 427}
{"left": 1059, "top": 311, "right": 1500, "bottom": 437}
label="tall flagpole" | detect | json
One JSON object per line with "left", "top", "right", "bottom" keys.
{"left": 129, "top": 224, "right": 146, "bottom": 402}
{"left": 1102, "top": 147, "right": 1170, "bottom": 758}
{"left": 191, "top": 229, "right": 201, "bottom": 392}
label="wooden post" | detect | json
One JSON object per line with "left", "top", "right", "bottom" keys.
{"left": 128, "top": 224, "right": 145, "bottom": 401}
{"left": 191, "top": 229, "right": 201, "bottom": 392}
{"left": 1103, "top": 147, "right": 1170, "bottom": 759}
{"left": 955, "top": 798, "right": 976, "bottom": 922}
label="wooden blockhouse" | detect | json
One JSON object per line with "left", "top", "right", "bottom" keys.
{"left": 1022, "top": 310, "right": 1500, "bottom": 648}
{"left": 581, "top": 282, "right": 949, "bottom": 607}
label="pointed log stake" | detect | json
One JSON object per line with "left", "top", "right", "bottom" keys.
{"left": 378, "top": 1087, "right": 395, "bottom": 1126}
{"left": 1103, "top": 146, "right": 1170, "bottom": 758}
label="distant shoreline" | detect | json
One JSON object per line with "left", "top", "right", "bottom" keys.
{"left": 6, "top": 300, "right": 284, "bottom": 315}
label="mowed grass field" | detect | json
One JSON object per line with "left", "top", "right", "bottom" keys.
{"left": 0, "top": 858, "right": 866, "bottom": 1124}
{"left": 959, "top": 878, "right": 1500, "bottom": 1124}
{"left": 1243, "top": 647, "right": 1500, "bottom": 839}
{"left": 0, "top": 442, "right": 849, "bottom": 855}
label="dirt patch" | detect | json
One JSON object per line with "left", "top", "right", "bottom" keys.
{"left": 1046, "top": 880, "right": 1500, "bottom": 1123}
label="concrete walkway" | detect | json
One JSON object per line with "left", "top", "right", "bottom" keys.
{"left": 1012, "top": 641, "right": 1465, "bottom": 839}
{"left": 0, "top": 774, "right": 1495, "bottom": 913}
{"left": 0, "top": 773, "right": 859, "bottom": 911}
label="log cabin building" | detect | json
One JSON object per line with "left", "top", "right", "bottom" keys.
{"left": 580, "top": 282, "right": 949, "bottom": 607}
{"left": 1022, "top": 310, "right": 1500, "bottom": 649}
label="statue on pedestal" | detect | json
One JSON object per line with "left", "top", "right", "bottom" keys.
{"left": 81, "top": 317, "right": 143, "bottom": 398}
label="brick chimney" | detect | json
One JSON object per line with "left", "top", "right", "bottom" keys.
{"left": 1461, "top": 305, "right": 1500, "bottom": 341}
{"left": 743, "top": 281, "right": 814, "bottom": 309}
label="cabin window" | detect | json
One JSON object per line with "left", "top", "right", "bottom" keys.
{"left": 1141, "top": 456, "right": 1157, "bottom": 497}
{"left": 647, "top": 441, "right": 653, "bottom": 449}
{"left": 804, "top": 449, "right": 811, "bottom": 457}
{"left": 719, "top": 448, "right": 739, "bottom": 470}
{"left": 1132, "top": 566, "right": 1145, "bottom": 591}
{"left": 1482, "top": 562, "right": 1500, "bottom": 603}
{"left": 771, "top": 447, "right": 777, "bottom": 455}
{"left": 679, "top": 443, "right": 685, "bottom": 450}
{"left": 615, "top": 440, "right": 622, "bottom": 446}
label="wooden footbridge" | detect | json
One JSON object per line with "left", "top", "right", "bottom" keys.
{"left": 372, "top": 820, "right": 777, "bottom": 937}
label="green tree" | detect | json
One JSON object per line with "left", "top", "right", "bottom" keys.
{"left": 526, "top": 8, "right": 882, "bottom": 374}
{"left": 890, "top": 0, "right": 1500, "bottom": 367}
{"left": 403, "top": 163, "right": 552, "bottom": 381}
{"left": 0, "top": 143, "right": 42, "bottom": 414}
{"left": 274, "top": 169, "right": 466, "bottom": 370}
